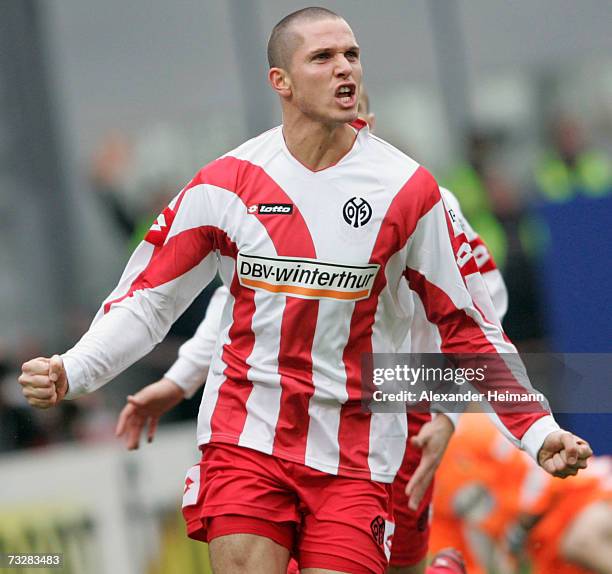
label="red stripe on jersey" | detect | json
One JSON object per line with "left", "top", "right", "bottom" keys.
{"left": 338, "top": 167, "right": 441, "bottom": 474}
{"left": 200, "top": 236, "right": 261, "bottom": 444}
{"left": 143, "top": 178, "right": 202, "bottom": 247}
{"left": 444, "top": 209, "right": 480, "bottom": 279}
{"left": 272, "top": 297, "right": 318, "bottom": 459}
{"left": 175, "top": 174, "right": 203, "bottom": 211}
{"left": 469, "top": 236, "right": 497, "bottom": 273}
{"left": 103, "top": 225, "right": 230, "bottom": 313}
{"left": 404, "top": 267, "right": 547, "bottom": 439}
{"left": 198, "top": 157, "right": 318, "bottom": 462}
{"left": 144, "top": 206, "right": 176, "bottom": 246}
{"left": 444, "top": 211, "right": 509, "bottom": 340}
{"left": 209, "top": 272, "right": 258, "bottom": 442}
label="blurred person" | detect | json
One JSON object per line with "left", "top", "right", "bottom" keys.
{"left": 90, "top": 128, "right": 222, "bottom": 417}
{"left": 368, "top": 91, "right": 507, "bottom": 574}
{"left": 484, "top": 165, "right": 547, "bottom": 346}
{"left": 443, "top": 129, "right": 508, "bottom": 269}
{"left": 90, "top": 130, "right": 138, "bottom": 242}
{"left": 429, "top": 412, "right": 531, "bottom": 574}
{"left": 430, "top": 414, "right": 612, "bottom": 574}
{"left": 19, "top": 7, "right": 591, "bottom": 574}
{"left": 534, "top": 113, "right": 612, "bottom": 202}
{"left": 90, "top": 126, "right": 196, "bottom": 251}
{"left": 520, "top": 456, "right": 612, "bottom": 574}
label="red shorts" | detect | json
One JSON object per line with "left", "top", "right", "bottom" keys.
{"left": 182, "top": 443, "right": 394, "bottom": 574}
{"left": 389, "top": 413, "right": 434, "bottom": 567}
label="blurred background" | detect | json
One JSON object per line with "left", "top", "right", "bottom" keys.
{"left": 1, "top": 1, "right": 611, "bottom": 572}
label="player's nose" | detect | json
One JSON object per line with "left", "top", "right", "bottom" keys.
{"left": 334, "top": 55, "right": 353, "bottom": 77}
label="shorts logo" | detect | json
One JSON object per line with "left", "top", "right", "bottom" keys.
{"left": 237, "top": 253, "right": 379, "bottom": 302}
{"left": 370, "top": 515, "right": 385, "bottom": 546}
{"left": 248, "top": 203, "right": 293, "bottom": 215}
{"left": 343, "top": 197, "right": 372, "bottom": 228}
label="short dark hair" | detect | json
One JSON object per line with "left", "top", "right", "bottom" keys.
{"left": 267, "top": 7, "right": 342, "bottom": 70}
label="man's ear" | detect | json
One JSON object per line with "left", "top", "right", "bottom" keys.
{"left": 268, "top": 67, "right": 291, "bottom": 97}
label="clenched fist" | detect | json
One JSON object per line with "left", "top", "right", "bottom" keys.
{"left": 18, "top": 355, "right": 68, "bottom": 409}
{"left": 538, "top": 430, "right": 592, "bottom": 478}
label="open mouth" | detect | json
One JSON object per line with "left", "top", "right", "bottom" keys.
{"left": 335, "top": 84, "right": 356, "bottom": 106}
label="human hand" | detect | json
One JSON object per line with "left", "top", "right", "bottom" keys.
{"left": 405, "top": 414, "right": 455, "bottom": 510}
{"left": 115, "top": 377, "right": 185, "bottom": 450}
{"left": 18, "top": 355, "right": 68, "bottom": 409}
{"left": 538, "top": 430, "right": 592, "bottom": 478}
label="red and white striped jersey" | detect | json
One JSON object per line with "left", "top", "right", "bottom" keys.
{"left": 165, "top": 285, "right": 229, "bottom": 399}
{"left": 441, "top": 188, "right": 508, "bottom": 320}
{"left": 62, "top": 121, "right": 558, "bottom": 482}
{"left": 405, "top": 187, "right": 507, "bottom": 355}
{"left": 167, "top": 188, "right": 508, "bottom": 411}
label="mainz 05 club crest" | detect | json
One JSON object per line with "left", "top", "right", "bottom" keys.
{"left": 343, "top": 197, "right": 372, "bottom": 228}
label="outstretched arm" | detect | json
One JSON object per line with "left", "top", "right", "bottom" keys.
{"left": 19, "top": 172, "right": 221, "bottom": 409}
{"left": 404, "top": 172, "right": 591, "bottom": 477}
{"left": 115, "top": 286, "right": 229, "bottom": 449}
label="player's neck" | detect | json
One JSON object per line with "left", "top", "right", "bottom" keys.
{"left": 282, "top": 116, "right": 356, "bottom": 171}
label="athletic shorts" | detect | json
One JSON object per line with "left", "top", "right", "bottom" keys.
{"left": 182, "top": 443, "right": 394, "bottom": 574}
{"left": 389, "top": 413, "right": 434, "bottom": 567}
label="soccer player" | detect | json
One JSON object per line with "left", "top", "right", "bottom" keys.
{"left": 113, "top": 89, "right": 508, "bottom": 574}
{"left": 521, "top": 455, "right": 612, "bottom": 574}
{"left": 20, "top": 7, "right": 591, "bottom": 574}
{"left": 430, "top": 414, "right": 612, "bottom": 574}
{"left": 429, "top": 413, "right": 531, "bottom": 574}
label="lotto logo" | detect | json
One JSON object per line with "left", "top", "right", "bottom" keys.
{"left": 248, "top": 203, "right": 293, "bottom": 215}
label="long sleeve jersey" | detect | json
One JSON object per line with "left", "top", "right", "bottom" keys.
{"left": 167, "top": 187, "right": 508, "bottom": 411}
{"left": 62, "top": 121, "right": 558, "bottom": 482}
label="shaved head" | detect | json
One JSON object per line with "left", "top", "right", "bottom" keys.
{"left": 267, "top": 7, "right": 343, "bottom": 70}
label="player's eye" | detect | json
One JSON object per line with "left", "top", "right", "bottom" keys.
{"left": 313, "top": 52, "right": 331, "bottom": 60}
{"left": 345, "top": 50, "right": 359, "bottom": 60}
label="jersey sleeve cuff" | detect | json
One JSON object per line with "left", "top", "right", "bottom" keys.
{"left": 164, "top": 357, "right": 207, "bottom": 399}
{"left": 520, "top": 414, "right": 561, "bottom": 462}
{"left": 62, "top": 355, "right": 92, "bottom": 400}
